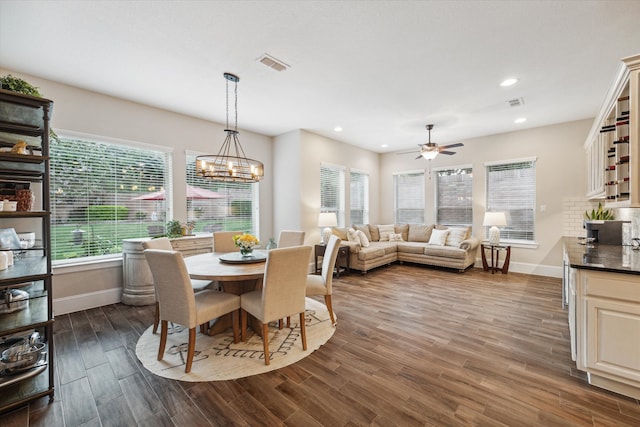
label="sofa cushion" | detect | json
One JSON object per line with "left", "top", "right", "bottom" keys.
{"left": 368, "top": 224, "right": 380, "bottom": 242}
{"left": 356, "top": 229, "right": 370, "bottom": 247}
{"left": 378, "top": 224, "right": 395, "bottom": 241}
{"left": 372, "top": 241, "right": 398, "bottom": 255}
{"left": 423, "top": 244, "right": 468, "bottom": 260}
{"left": 445, "top": 227, "right": 469, "bottom": 247}
{"left": 397, "top": 241, "right": 427, "bottom": 254}
{"left": 341, "top": 241, "right": 360, "bottom": 253}
{"left": 347, "top": 228, "right": 360, "bottom": 245}
{"left": 357, "top": 246, "right": 386, "bottom": 261}
{"left": 389, "top": 233, "right": 403, "bottom": 242}
{"left": 395, "top": 224, "right": 409, "bottom": 241}
{"left": 408, "top": 224, "right": 433, "bottom": 242}
{"left": 428, "top": 228, "right": 449, "bottom": 245}
{"left": 353, "top": 224, "right": 372, "bottom": 242}
{"left": 332, "top": 227, "right": 348, "bottom": 241}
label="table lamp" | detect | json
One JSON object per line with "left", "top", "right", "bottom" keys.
{"left": 318, "top": 212, "right": 337, "bottom": 245}
{"left": 483, "top": 211, "right": 507, "bottom": 245}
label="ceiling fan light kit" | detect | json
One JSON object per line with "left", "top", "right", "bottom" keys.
{"left": 414, "top": 124, "right": 463, "bottom": 160}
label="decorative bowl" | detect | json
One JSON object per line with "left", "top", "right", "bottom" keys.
{"left": 17, "top": 232, "right": 35, "bottom": 249}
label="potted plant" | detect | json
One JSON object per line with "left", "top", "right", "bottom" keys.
{"left": 584, "top": 202, "right": 615, "bottom": 221}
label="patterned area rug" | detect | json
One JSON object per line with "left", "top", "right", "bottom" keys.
{"left": 135, "top": 298, "right": 336, "bottom": 381}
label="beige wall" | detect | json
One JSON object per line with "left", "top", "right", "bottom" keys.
{"left": 380, "top": 119, "right": 592, "bottom": 276}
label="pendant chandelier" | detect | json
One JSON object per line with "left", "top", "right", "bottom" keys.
{"left": 196, "top": 73, "right": 264, "bottom": 182}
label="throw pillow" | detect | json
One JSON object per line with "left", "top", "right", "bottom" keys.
{"left": 388, "top": 233, "right": 404, "bottom": 242}
{"left": 347, "top": 228, "right": 361, "bottom": 245}
{"left": 353, "top": 224, "right": 372, "bottom": 242}
{"left": 428, "top": 228, "right": 449, "bottom": 246}
{"left": 356, "top": 229, "right": 370, "bottom": 247}
{"left": 378, "top": 224, "right": 395, "bottom": 241}
{"left": 368, "top": 224, "right": 380, "bottom": 241}
{"left": 408, "top": 224, "right": 434, "bottom": 242}
{"left": 395, "top": 224, "right": 409, "bottom": 241}
{"left": 445, "top": 227, "right": 468, "bottom": 247}
{"left": 332, "top": 227, "right": 348, "bottom": 241}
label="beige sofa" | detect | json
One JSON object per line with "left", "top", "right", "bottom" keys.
{"left": 332, "top": 223, "right": 480, "bottom": 274}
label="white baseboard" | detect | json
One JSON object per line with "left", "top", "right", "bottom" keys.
{"left": 473, "top": 259, "right": 562, "bottom": 278}
{"left": 53, "top": 287, "right": 122, "bottom": 316}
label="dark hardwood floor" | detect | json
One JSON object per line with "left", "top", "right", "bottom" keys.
{"left": 2, "top": 264, "right": 640, "bottom": 426}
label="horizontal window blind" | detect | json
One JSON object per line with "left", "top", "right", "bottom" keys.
{"left": 486, "top": 160, "right": 536, "bottom": 241}
{"left": 50, "top": 136, "right": 171, "bottom": 262}
{"left": 435, "top": 167, "right": 473, "bottom": 226}
{"left": 349, "top": 170, "right": 369, "bottom": 225}
{"left": 320, "top": 163, "right": 346, "bottom": 227}
{"left": 186, "top": 154, "right": 258, "bottom": 235}
{"left": 394, "top": 171, "right": 425, "bottom": 223}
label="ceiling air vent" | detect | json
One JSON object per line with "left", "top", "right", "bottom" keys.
{"left": 508, "top": 97, "right": 525, "bottom": 107}
{"left": 257, "top": 54, "right": 290, "bottom": 72}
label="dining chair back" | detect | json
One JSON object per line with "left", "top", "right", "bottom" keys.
{"left": 240, "top": 245, "right": 312, "bottom": 365}
{"left": 306, "top": 234, "right": 341, "bottom": 324}
{"left": 213, "top": 231, "right": 241, "bottom": 252}
{"left": 144, "top": 249, "right": 240, "bottom": 373}
{"left": 277, "top": 230, "right": 305, "bottom": 248}
{"left": 142, "top": 238, "right": 212, "bottom": 334}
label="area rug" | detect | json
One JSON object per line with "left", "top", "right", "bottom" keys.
{"left": 135, "top": 298, "right": 336, "bottom": 381}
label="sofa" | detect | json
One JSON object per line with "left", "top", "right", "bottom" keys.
{"left": 332, "top": 223, "right": 480, "bottom": 274}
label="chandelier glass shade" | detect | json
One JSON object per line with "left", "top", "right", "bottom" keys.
{"left": 196, "top": 73, "right": 264, "bottom": 183}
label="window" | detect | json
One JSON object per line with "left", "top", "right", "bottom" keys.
{"left": 435, "top": 167, "right": 473, "bottom": 226}
{"left": 485, "top": 158, "right": 536, "bottom": 242}
{"left": 394, "top": 171, "right": 425, "bottom": 223}
{"left": 349, "top": 170, "right": 369, "bottom": 224}
{"left": 320, "top": 163, "right": 346, "bottom": 227}
{"left": 50, "top": 134, "right": 171, "bottom": 262}
{"left": 186, "top": 154, "right": 259, "bottom": 235}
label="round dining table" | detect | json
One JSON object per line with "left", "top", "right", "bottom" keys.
{"left": 184, "top": 251, "right": 268, "bottom": 335}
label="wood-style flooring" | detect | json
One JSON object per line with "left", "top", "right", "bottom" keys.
{"left": 2, "top": 264, "right": 640, "bottom": 426}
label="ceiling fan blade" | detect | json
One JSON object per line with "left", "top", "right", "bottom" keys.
{"left": 440, "top": 142, "right": 464, "bottom": 149}
{"left": 415, "top": 154, "right": 423, "bottom": 160}
{"left": 439, "top": 151, "right": 457, "bottom": 155}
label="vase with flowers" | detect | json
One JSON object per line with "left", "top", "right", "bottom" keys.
{"left": 233, "top": 233, "right": 259, "bottom": 257}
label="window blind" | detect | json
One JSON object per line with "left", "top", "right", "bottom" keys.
{"left": 186, "top": 154, "right": 258, "bottom": 235}
{"left": 394, "top": 171, "right": 425, "bottom": 223}
{"left": 320, "top": 163, "right": 346, "bottom": 227}
{"left": 50, "top": 136, "right": 171, "bottom": 262}
{"left": 349, "top": 170, "right": 369, "bottom": 225}
{"left": 486, "top": 159, "right": 536, "bottom": 242}
{"left": 435, "top": 167, "right": 473, "bottom": 226}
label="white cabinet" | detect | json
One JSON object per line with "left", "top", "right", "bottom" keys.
{"left": 575, "top": 269, "right": 640, "bottom": 398}
{"left": 585, "top": 54, "right": 640, "bottom": 206}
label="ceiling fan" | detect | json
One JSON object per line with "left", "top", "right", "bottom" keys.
{"left": 413, "top": 124, "right": 463, "bottom": 160}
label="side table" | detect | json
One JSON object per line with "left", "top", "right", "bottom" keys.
{"left": 481, "top": 244, "right": 511, "bottom": 274}
{"left": 314, "top": 244, "right": 350, "bottom": 277}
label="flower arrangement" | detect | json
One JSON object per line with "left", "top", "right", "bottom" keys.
{"left": 233, "top": 233, "right": 259, "bottom": 255}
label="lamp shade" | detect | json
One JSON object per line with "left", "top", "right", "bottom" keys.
{"left": 318, "top": 212, "right": 337, "bottom": 244}
{"left": 483, "top": 211, "right": 507, "bottom": 245}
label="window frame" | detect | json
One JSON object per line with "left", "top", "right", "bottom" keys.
{"left": 393, "top": 169, "right": 425, "bottom": 224}
{"left": 433, "top": 164, "right": 473, "bottom": 228}
{"left": 320, "top": 162, "right": 346, "bottom": 227}
{"left": 349, "top": 168, "right": 370, "bottom": 225}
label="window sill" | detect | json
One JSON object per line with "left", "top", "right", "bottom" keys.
{"left": 482, "top": 240, "right": 539, "bottom": 249}
{"left": 53, "top": 254, "right": 123, "bottom": 274}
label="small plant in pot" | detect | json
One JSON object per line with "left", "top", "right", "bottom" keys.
{"left": 584, "top": 202, "right": 615, "bottom": 221}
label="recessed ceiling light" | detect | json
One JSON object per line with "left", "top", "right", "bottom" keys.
{"left": 514, "top": 117, "right": 527, "bottom": 124}
{"left": 500, "top": 78, "right": 518, "bottom": 87}
{"left": 334, "top": 126, "right": 343, "bottom": 132}
{"left": 381, "top": 144, "right": 388, "bottom": 148}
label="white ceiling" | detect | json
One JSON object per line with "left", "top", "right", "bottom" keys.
{"left": 1, "top": 1, "right": 639, "bottom": 153}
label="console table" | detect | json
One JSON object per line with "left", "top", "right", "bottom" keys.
{"left": 121, "top": 233, "right": 213, "bottom": 305}
{"left": 481, "top": 244, "right": 511, "bottom": 274}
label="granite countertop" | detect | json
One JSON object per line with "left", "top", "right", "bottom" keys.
{"left": 563, "top": 237, "right": 640, "bottom": 275}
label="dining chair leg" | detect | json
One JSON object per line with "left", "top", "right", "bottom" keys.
{"left": 299, "top": 312, "right": 307, "bottom": 351}
{"left": 185, "top": 327, "right": 196, "bottom": 373}
{"left": 278, "top": 319, "right": 283, "bottom": 330}
{"left": 157, "top": 320, "right": 168, "bottom": 361}
{"left": 324, "top": 295, "right": 336, "bottom": 324}
{"left": 262, "top": 323, "right": 270, "bottom": 365}
{"left": 286, "top": 316, "right": 291, "bottom": 328}
{"left": 153, "top": 302, "right": 159, "bottom": 334}
{"left": 241, "top": 309, "right": 247, "bottom": 342}
{"left": 232, "top": 310, "right": 240, "bottom": 344}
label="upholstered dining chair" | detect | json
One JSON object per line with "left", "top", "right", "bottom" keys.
{"left": 142, "top": 238, "right": 213, "bottom": 334}
{"left": 306, "top": 234, "right": 341, "bottom": 325}
{"left": 240, "top": 245, "right": 312, "bottom": 365}
{"left": 277, "top": 230, "right": 305, "bottom": 248}
{"left": 213, "top": 231, "right": 241, "bottom": 253}
{"left": 144, "top": 249, "right": 241, "bottom": 373}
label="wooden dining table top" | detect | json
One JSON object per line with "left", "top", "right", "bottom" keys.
{"left": 184, "top": 251, "right": 267, "bottom": 281}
